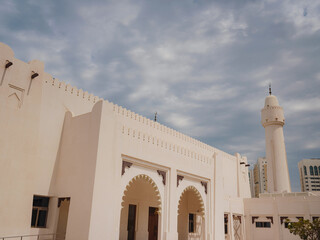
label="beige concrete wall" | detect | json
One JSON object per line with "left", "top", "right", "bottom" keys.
{"left": 50, "top": 102, "right": 104, "bottom": 240}
{"left": 0, "top": 42, "right": 96, "bottom": 237}
{"left": 244, "top": 196, "right": 320, "bottom": 240}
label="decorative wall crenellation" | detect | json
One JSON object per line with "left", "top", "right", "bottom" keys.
{"left": 111, "top": 102, "right": 239, "bottom": 163}
{"left": 0, "top": 42, "right": 240, "bottom": 164}
{"left": 45, "top": 77, "right": 103, "bottom": 104}
{"left": 121, "top": 124, "right": 213, "bottom": 165}
{"left": 43, "top": 71, "right": 238, "bottom": 163}
{"left": 112, "top": 102, "right": 216, "bottom": 150}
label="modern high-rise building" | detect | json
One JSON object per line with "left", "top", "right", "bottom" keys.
{"left": 298, "top": 158, "right": 320, "bottom": 192}
{"left": 252, "top": 157, "right": 268, "bottom": 197}
{"left": 248, "top": 169, "right": 255, "bottom": 198}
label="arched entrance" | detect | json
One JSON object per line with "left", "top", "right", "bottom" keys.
{"left": 178, "top": 186, "right": 205, "bottom": 240}
{"left": 119, "top": 174, "right": 161, "bottom": 240}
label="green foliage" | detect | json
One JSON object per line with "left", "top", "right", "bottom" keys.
{"left": 285, "top": 218, "right": 320, "bottom": 240}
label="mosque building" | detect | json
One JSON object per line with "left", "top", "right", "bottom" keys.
{"left": 0, "top": 42, "right": 319, "bottom": 240}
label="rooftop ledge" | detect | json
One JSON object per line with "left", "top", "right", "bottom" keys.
{"left": 259, "top": 192, "right": 320, "bottom": 198}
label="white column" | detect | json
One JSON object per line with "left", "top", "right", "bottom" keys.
{"left": 213, "top": 152, "right": 224, "bottom": 239}
{"left": 165, "top": 168, "right": 178, "bottom": 240}
{"left": 136, "top": 202, "right": 149, "bottom": 239}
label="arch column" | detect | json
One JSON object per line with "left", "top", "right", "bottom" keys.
{"left": 213, "top": 152, "right": 224, "bottom": 239}
{"left": 136, "top": 202, "right": 149, "bottom": 239}
{"left": 165, "top": 168, "right": 178, "bottom": 240}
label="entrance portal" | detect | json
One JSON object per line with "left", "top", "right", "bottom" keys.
{"left": 119, "top": 175, "right": 161, "bottom": 240}
{"left": 178, "top": 186, "right": 205, "bottom": 240}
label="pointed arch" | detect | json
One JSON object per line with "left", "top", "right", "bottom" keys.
{"left": 178, "top": 185, "right": 205, "bottom": 215}
{"left": 119, "top": 173, "right": 163, "bottom": 240}
{"left": 177, "top": 185, "right": 206, "bottom": 240}
{"left": 121, "top": 174, "right": 162, "bottom": 212}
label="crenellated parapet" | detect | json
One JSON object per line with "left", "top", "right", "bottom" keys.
{"left": 99, "top": 94, "right": 246, "bottom": 167}
{"left": 44, "top": 77, "right": 102, "bottom": 104}
{"left": 261, "top": 105, "right": 285, "bottom": 127}
{"left": 0, "top": 42, "right": 103, "bottom": 107}
{"left": 0, "top": 41, "right": 242, "bottom": 165}
{"left": 109, "top": 101, "right": 241, "bottom": 164}
{"left": 261, "top": 95, "right": 285, "bottom": 127}
{"left": 120, "top": 124, "right": 212, "bottom": 164}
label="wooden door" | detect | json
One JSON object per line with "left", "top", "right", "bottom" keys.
{"left": 56, "top": 198, "right": 70, "bottom": 240}
{"left": 127, "top": 204, "right": 136, "bottom": 240}
{"left": 148, "top": 207, "right": 159, "bottom": 240}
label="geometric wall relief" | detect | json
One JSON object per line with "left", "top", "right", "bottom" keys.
{"left": 157, "top": 170, "right": 166, "bottom": 185}
{"left": 201, "top": 181, "right": 208, "bottom": 194}
{"left": 233, "top": 215, "right": 242, "bottom": 240}
{"left": 121, "top": 161, "right": 133, "bottom": 176}
{"left": 7, "top": 84, "right": 25, "bottom": 109}
{"left": 177, "top": 175, "right": 184, "bottom": 187}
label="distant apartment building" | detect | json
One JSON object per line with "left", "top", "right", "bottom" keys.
{"left": 248, "top": 169, "right": 255, "bottom": 198}
{"left": 252, "top": 157, "right": 268, "bottom": 197}
{"left": 298, "top": 158, "right": 320, "bottom": 192}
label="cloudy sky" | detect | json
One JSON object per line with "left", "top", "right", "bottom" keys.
{"left": 1, "top": 0, "right": 320, "bottom": 191}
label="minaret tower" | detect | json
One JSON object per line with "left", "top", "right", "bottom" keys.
{"left": 261, "top": 85, "right": 291, "bottom": 193}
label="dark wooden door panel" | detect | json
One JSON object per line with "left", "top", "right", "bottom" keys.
{"left": 148, "top": 207, "right": 158, "bottom": 240}
{"left": 127, "top": 204, "right": 137, "bottom": 240}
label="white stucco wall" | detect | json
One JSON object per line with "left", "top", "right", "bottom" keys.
{"left": 244, "top": 195, "right": 320, "bottom": 240}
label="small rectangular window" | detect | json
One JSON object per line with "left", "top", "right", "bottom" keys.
{"left": 189, "top": 213, "right": 195, "bottom": 233}
{"left": 256, "top": 222, "right": 271, "bottom": 228}
{"left": 31, "top": 195, "right": 49, "bottom": 228}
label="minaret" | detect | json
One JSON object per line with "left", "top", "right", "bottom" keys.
{"left": 261, "top": 86, "right": 291, "bottom": 193}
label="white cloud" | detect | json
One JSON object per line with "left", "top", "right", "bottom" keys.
{"left": 285, "top": 97, "right": 320, "bottom": 113}
{"left": 282, "top": 0, "right": 320, "bottom": 37}
{"left": 189, "top": 84, "right": 238, "bottom": 101}
{"left": 166, "top": 112, "right": 194, "bottom": 129}
{"left": 304, "top": 139, "right": 320, "bottom": 150}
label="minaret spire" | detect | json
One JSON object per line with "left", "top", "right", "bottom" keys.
{"left": 269, "top": 83, "right": 272, "bottom": 95}
{"left": 261, "top": 93, "right": 291, "bottom": 193}
{"left": 154, "top": 112, "right": 157, "bottom": 122}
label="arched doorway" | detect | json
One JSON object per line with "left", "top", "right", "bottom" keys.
{"left": 178, "top": 186, "right": 205, "bottom": 240}
{"left": 119, "top": 174, "right": 161, "bottom": 240}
